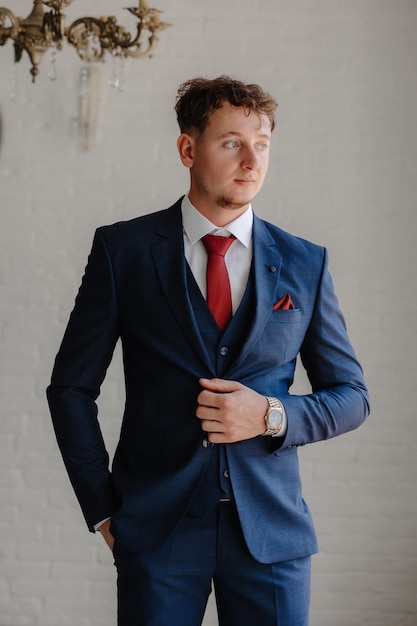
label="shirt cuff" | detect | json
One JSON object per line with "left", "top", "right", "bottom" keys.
{"left": 94, "top": 517, "right": 111, "bottom": 532}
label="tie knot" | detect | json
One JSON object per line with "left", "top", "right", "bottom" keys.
{"left": 202, "top": 234, "right": 236, "bottom": 257}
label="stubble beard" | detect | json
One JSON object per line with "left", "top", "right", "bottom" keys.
{"left": 215, "top": 195, "right": 250, "bottom": 211}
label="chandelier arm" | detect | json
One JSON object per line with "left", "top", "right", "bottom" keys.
{"left": 66, "top": 17, "right": 106, "bottom": 61}
{"left": 113, "top": 20, "right": 144, "bottom": 51}
{"left": 121, "top": 31, "right": 158, "bottom": 59}
{"left": 65, "top": 14, "right": 159, "bottom": 61}
{"left": 115, "top": 13, "right": 171, "bottom": 58}
{"left": 0, "top": 7, "right": 20, "bottom": 44}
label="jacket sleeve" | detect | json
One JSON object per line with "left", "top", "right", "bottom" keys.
{"left": 47, "top": 228, "right": 120, "bottom": 531}
{"left": 281, "top": 248, "right": 370, "bottom": 447}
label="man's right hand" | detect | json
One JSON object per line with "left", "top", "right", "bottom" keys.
{"left": 98, "top": 518, "right": 115, "bottom": 552}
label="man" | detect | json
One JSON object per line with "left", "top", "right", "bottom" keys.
{"left": 47, "top": 76, "right": 369, "bottom": 626}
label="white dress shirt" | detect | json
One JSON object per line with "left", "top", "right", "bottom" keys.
{"left": 181, "top": 195, "right": 253, "bottom": 314}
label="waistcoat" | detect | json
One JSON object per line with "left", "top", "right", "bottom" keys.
{"left": 185, "top": 263, "right": 256, "bottom": 516}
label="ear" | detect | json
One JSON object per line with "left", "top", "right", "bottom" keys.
{"left": 177, "top": 133, "right": 195, "bottom": 168}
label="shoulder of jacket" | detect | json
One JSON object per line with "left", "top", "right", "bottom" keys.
{"left": 96, "top": 198, "right": 183, "bottom": 242}
{"left": 259, "top": 218, "right": 325, "bottom": 258}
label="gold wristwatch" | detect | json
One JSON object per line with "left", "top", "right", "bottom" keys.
{"left": 262, "top": 396, "right": 285, "bottom": 436}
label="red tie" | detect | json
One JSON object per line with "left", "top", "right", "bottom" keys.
{"left": 202, "top": 234, "right": 236, "bottom": 330}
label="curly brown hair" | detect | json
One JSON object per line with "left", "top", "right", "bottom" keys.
{"left": 174, "top": 75, "right": 277, "bottom": 134}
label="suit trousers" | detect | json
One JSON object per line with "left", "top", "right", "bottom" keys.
{"left": 113, "top": 501, "right": 311, "bottom": 626}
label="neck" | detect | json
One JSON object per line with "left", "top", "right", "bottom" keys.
{"left": 188, "top": 197, "right": 250, "bottom": 228}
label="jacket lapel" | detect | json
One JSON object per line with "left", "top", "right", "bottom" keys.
{"left": 226, "top": 215, "right": 283, "bottom": 378}
{"left": 150, "top": 204, "right": 282, "bottom": 378}
{"left": 150, "top": 201, "right": 216, "bottom": 375}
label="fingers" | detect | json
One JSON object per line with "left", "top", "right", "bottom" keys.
{"left": 196, "top": 378, "right": 267, "bottom": 443}
{"left": 199, "top": 377, "right": 242, "bottom": 394}
{"left": 197, "top": 378, "right": 233, "bottom": 412}
{"left": 98, "top": 519, "right": 115, "bottom": 552}
{"left": 196, "top": 379, "right": 232, "bottom": 438}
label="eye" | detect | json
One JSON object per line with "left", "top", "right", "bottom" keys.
{"left": 224, "top": 140, "right": 239, "bottom": 148}
{"left": 256, "top": 143, "right": 269, "bottom": 151}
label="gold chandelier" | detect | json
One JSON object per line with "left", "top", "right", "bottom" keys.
{"left": 0, "top": 0, "right": 171, "bottom": 82}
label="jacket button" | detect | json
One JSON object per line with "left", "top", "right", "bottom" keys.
{"left": 223, "top": 469, "right": 230, "bottom": 479}
{"left": 202, "top": 438, "right": 213, "bottom": 448}
{"left": 268, "top": 265, "right": 277, "bottom": 272}
{"left": 219, "top": 346, "right": 229, "bottom": 356}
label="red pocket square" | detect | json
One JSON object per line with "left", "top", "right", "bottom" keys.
{"left": 272, "top": 293, "right": 294, "bottom": 310}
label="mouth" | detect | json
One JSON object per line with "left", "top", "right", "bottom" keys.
{"left": 234, "top": 178, "right": 256, "bottom": 185}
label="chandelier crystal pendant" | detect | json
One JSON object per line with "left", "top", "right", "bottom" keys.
{"left": 0, "top": 0, "right": 171, "bottom": 82}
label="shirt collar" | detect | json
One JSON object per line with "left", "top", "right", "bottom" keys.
{"left": 181, "top": 195, "right": 253, "bottom": 247}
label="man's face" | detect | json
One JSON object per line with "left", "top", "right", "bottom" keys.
{"left": 178, "top": 102, "right": 272, "bottom": 226}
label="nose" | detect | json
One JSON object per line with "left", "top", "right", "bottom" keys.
{"left": 241, "top": 146, "right": 258, "bottom": 169}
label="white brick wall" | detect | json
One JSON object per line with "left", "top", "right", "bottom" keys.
{"left": 0, "top": 0, "right": 416, "bottom": 624}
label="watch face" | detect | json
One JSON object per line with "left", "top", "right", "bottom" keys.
{"left": 268, "top": 409, "right": 282, "bottom": 429}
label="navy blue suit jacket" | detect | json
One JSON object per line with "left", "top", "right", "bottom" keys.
{"left": 47, "top": 198, "right": 369, "bottom": 564}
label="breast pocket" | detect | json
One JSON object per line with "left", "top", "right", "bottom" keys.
{"left": 269, "top": 308, "right": 303, "bottom": 324}
{"left": 254, "top": 309, "right": 304, "bottom": 367}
